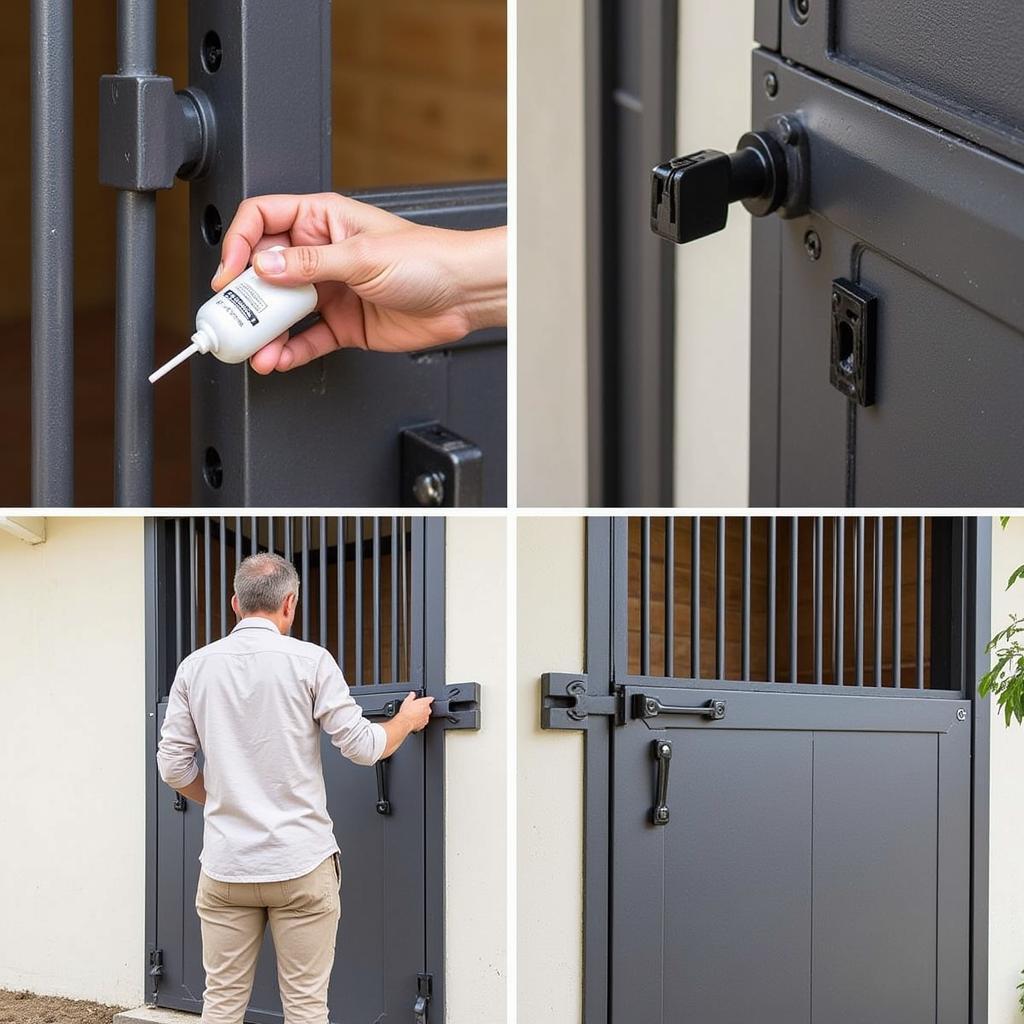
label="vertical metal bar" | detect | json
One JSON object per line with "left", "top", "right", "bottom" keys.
{"left": 266, "top": 516, "right": 275, "bottom": 555}
{"left": 836, "top": 519, "right": 845, "bottom": 686}
{"left": 113, "top": 0, "right": 158, "bottom": 506}
{"left": 874, "top": 516, "right": 884, "bottom": 686}
{"left": 355, "top": 517, "right": 364, "bottom": 685}
{"left": 235, "top": 516, "right": 242, "bottom": 570}
{"left": 664, "top": 517, "right": 675, "bottom": 677}
{"left": 790, "top": 517, "right": 798, "bottom": 684}
{"left": 917, "top": 516, "right": 926, "bottom": 688}
{"left": 188, "top": 519, "right": 197, "bottom": 653}
{"left": 284, "top": 516, "right": 293, "bottom": 563}
{"left": 337, "top": 517, "right": 346, "bottom": 673}
{"left": 400, "top": 518, "right": 409, "bottom": 679}
{"left": 767, "top": 518, "right": 776, "bottom": 682}
{"left": 813, "top": 517, "right": 823, "bottom": 684}
{"left": 250, "top": 516, "right": 258, "bottom": 556}
{"left": 174, "top": 519, "right": 183, "bottom": 664}
{"left": 203, "top": 517, "right": 211, "bottom": 646}
{"left": 690, "top": 517, "right": 700, "bottom": 679}
{"left": 640, "top": 518, "right": 650, "bottom": 674}
{"left": 373, "top": 518, "right": 382, "bottom": 682}
{"left": 391, "top": 516, "right": 399, "bottom": 682}
{"left": 301, "top": 518, "right": 310, "bottom": 641}
{"left": 30, "top": 0, "right": 75, "bottom": 506}
{"left": 219, "top": 517, "right": 227, "bottom": 638}
{"left": 319, "top": 517, "right": 328, "bottom": 648}
{"left": 716, "top": 517, "right": 726, "bottom": 678}
{"left": 741, "top": 518, "right": 751, "bottom": 680}
{"left": 855, "top": 516, "right": 865, "bottom": 686}
{"left": 893, "top": 517, "right": 902, "bottom": 687}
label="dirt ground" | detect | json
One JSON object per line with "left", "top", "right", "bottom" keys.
{"left": 0, "top": 991, "right": 124, "bottom": 1024}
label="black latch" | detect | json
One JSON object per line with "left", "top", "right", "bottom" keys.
{"left": 375, "top": 758, "right": 392, "bottom": 816}
{"left": 541, "top": 674, "right": 622, "bottom": 730}
{"left": 632, "top": 694, "right": 726, "bottom": 721}
{"left": 173, "top": 792, "right": 187, "bottom": 812}
{"left": 98, "top": 76, "right": 215, "bottom": 191}
{"left": 414, "top": 973, "right": 433, "bottom": 1024}
{"left": 363, "top": 697, "right": 403, "bottom": 720}
{"left": 650, "top": 739, "right": 673, "bottom": 826}
{"left": 651, "top": 113, "right": 809, "bottom": 244}
{"left": 829, "top": 278, "right": 878, "bottom": 407}
{"left": 430, "top": 682, "right": 482, "bottom": 730}
{"left": 401, "top": 423, "right": 483, "bottom": 507}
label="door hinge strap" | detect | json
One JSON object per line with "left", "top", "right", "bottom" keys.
{"left": 541, "top": 673, "right": 622, "bottom": 730}
{"left": 632, "top": 695, "right": 727, "bottom": 721}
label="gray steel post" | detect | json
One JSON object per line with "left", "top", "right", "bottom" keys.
{"left": 114, "top": 0, "right": 158, "bottom": 506}
{"left": 30, "top": 0, "right": 75, "bottom": 506}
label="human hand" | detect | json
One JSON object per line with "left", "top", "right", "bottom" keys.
{"left": 211, "top": 192, "right": 507, "bottom": 374}
{"left": 397, "top": 691, "right": 435, "bottom": 733}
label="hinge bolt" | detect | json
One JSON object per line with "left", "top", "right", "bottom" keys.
{"left": 413, "top": 471, "right": 446, "bottom": 507}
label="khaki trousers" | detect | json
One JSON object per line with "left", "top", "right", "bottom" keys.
{"left": 195, "top": 854, "right": 341, "bottom": 1024}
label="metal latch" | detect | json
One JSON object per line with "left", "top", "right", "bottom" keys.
{"left": 829, "top": 278, "right": 878, "bottom": 407}
{"left": 541, "top": 674, "right": 622, "bottom": 730}
{"left": 401, "top": 423, "right": 483, "bottom": 507}
{"left": 414, "top": 973, "right": 433, "bottom": 1024}
{"left": 632, "top": 695, "right": 727, "bottom": 721}
{"left": 149, "top": 948, "right": 164, "bottom": 979}
{"left": 430, "top": 682, "right": 482, "bottom": 730}
{"left": 375, "top": 758, "right": 392, "bottom": 816}
{"left": 98, "top": 75, "right": 215, "bottom": 191}
{"left": 173, "top": 792, "right": 187, "bottom": 812}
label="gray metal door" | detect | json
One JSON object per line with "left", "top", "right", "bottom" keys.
{"left": 145, "top": 517, "right": 479, "bottom": 1023}
{"left": 542, "top": 516, "right": 990, "bottom": 1024}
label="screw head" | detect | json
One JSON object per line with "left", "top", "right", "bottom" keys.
{"left": 956, "top": 708, "right": 968, "bottom": 722}
{"left": 764, "top": 72, "right": 779, "bottom": 98}
{"left": 793, "top": 0, "right": 811, "bottom": 22}
{"left": 803, "top": 229, "right": 822, "bottom": 261}
{"left": 412, "top": 471, "right": 445, "bottom": 507}
{"left": 775, "top": 115, "right": 798, "bottom": 145}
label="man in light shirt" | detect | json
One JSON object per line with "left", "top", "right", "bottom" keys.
{"left": 157, "top": 551, "right": 433, "bottom": 1024}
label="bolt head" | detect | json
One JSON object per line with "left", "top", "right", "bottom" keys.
{"left": 794, "top": 0, "right": 811, "bottom": 21}
{"left": 803, "top": 229, "right": 822, "bottom": 261}
{"left": 413, "top": 471, "right": 446, "bottom": 507}
{"left": 775, "top": 115, "right": 798, "bottom": 145}
{"left": 956, "top": 708, "right": 967, "bottom": 722}
{"left": 764, "top": 72, "right": 779, "bottom": 98}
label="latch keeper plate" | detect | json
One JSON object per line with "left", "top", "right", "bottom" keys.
{"left": 541, "top": 673, "right": 621, "bottom": 730}
{"left": 401, "top": 422, "right": 483, "bottom": 508}
{"left": 431, "top": 682, "right": 482, "bottom": 730}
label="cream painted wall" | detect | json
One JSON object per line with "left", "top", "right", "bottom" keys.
{"left": 444, "top": 516, "right": 508, "bottom": 1024}
{"left": 674, "top": 0, "right": 756, "bottom": 507}
{"left": 516, "top": 0, "right": 588, "bottom": 507}
{"left": 0, "top": 517, "right": 147, "bottom": 1007}
{"left": 988, "top": 518, "right": 1024, "bottom": 1022}
{"left": 517, "top": 517, "right": 585, "bottom": 1023}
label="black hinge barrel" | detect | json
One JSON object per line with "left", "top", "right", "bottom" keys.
{"left": 541, "top": 673, "right": 621, "bottom": 730}
{"left": 98, "top": 75, "right": 215, "bottom": 191}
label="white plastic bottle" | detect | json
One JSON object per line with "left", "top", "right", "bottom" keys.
{"left": 149, "top": 248, "right": 317, "bottom": 383}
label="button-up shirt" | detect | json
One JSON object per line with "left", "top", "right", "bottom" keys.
{"left": 156, "top": 617, "right": 387, "bottom": 882}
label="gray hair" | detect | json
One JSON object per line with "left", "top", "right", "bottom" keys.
{"left": 234, "top": 552, "right": 300, "bottom": 614}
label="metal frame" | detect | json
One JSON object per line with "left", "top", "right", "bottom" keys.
{"left": 585, "top": 1, "right": 678, "bottom": 506}
{"left": 556, "top": 516, "right": 990, "bottom": 1024}
{"left": 144, "top": 516, "right": 455, "bottom": 1021}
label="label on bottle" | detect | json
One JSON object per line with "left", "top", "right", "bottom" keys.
{"left": 221, "top": 282, "right": 269, "bottom": 327}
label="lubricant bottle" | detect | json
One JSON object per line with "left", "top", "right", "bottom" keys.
{"left": 149, "top": 248, "right": 317, "bottom": 382}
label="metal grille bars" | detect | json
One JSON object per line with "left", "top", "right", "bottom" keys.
{"left": 628, "top": 516, "right": 968, "bottom": 693}
{"left": 30, "top": 0, "right": 75, "bottom": 506}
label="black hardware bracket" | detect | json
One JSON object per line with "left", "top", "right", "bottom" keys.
{"left": 632, "top": 694, "right": 727, "bottom": 721}
{"left": 375, "top": 758, "right": 392, "bottom": 816}
{"left": 363, "top": 684, "right": 481, "bottom": 731}
{"left": 651, "top": 739, "right": 673, "bottom": 826}
{"left": 541, "top": 673, "right": 622, "bottom": 730}
{"left": 401, "top": 423, "right": 484, "bottom": 508}
{"left": 829, "top": 278, "right": 878, "bottom": 407}
{"left": 651, "top": 112, "right": 809, "bottom": 244}
{"left": 98, "top": 75, "right": 215, "bottom": 191}
{"left": 172, "top": 792, "right": 187, "bottom": 812}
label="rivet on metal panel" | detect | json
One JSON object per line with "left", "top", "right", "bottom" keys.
{"left": 792, "top": 0, "right": 811, "bottom": 24}
{"left": 803, "top": 229, "right": 822, "bottom": 260}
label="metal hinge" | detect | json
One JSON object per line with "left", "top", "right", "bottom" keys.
{"left": 148, "top": 948, "right": 163, "bottom": 993}
{"left": 401, "top": 422, "right": 483, "bottom": 507}
{"left": 540, "top": 673, "right": 622, "bottom": 730}
{"left": 414, "top": 973, "right": 433, "bottom": 1024}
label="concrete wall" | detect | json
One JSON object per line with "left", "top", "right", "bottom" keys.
{"left": 517, "top": 517, "right": 586, "bottom": 1023}
{"left": 444, "top": 516, "right": 508, "bottom": 1024}
{"left": 516, "top": 0, "right": 588, "bottom": 507}
{"left": 0, "top": 517, "right": 148, "bottom": 1007}
{"left": 674, "top": 0, "right": 755, "bottom": 507}
{"left": 988, "top": 518, "right": 1024, "bottom": 1022}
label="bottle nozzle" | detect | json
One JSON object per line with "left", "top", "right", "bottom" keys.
{"left": 149, "top": 341, "right": 200, "bottom": 384}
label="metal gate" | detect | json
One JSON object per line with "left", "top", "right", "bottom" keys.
{"left": 31, "top": 1, "right": 506, "bottom": 507}
{"left": 144, "top": 516, "right": 480, "bottom": 1023}
{"left": 542, "top": 516, "right": 990, "bottom": 1023}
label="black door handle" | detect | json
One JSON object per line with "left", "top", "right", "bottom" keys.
{"left": 651, "top": 739, "right": 672, "bottom": 826}
{"left": 633, "top": 694, "right": 726, "bottom": 721}
{"left": 374, "top": 757, "right": 392, "bottom": 815}
{"left": 651, "top": 113, "right": 808, "bottom": 244}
